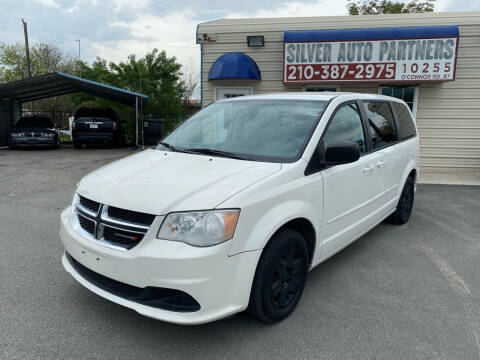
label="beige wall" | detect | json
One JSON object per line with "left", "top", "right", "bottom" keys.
{"left": 198, "top": 12, "right": 480, "bottom": 184}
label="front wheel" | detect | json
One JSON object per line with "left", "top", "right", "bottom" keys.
{"left": 247, "top": 228, "right": 309, "bottom": 323}
{"left": 388, "top": 176, "right": 415, "bottom": 225}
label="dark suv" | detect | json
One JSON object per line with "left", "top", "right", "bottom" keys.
{"left": 72, "top": 107, "right": 124, "bottom": 148}
{"left": 9, "top": 116, "right": 61, "bottom": 149}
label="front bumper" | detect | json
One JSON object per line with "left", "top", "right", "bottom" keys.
{"left": 73, "top": 134, "right": 116, "bottom": 144}
{"left": 60, "top": 207, "right": 261, "bottom": 324}
{"left": 10, "top": 137, "right": 56, "bottom": 147}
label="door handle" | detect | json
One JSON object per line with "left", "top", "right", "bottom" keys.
{"left": 376, "top": 160, "right": 386, "bottom": 168}
{"left": 362, "top": 164, "right": 375, "bottom": 174}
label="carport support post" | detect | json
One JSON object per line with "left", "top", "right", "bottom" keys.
{"left": 135, "top": 96, "right": 139, "bottom": 148}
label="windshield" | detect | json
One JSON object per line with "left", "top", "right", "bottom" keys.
{"left": 157, "top": 99, "right": 327, "bottom": 162}
{"left": 16, "top": 117, "right": 54, "bottom": 128}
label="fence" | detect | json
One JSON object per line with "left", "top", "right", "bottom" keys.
{"left": 21, "top": 109, "right": 72, "bottom": 130}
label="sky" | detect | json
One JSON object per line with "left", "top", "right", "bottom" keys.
{"left": 1, "top": 0, "right": 478, "bottom": 79}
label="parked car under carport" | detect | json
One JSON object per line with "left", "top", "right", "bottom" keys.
{"left": 9, "top": 116, "right": 61, "bottom": 149}
{"left": 72, "top": 107, "right": 124, "bottom": 149}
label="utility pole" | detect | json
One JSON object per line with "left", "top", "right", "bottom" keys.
{"left": 21, "top": 18, "right": 31, "bottom": 78}
{"left": 75, "top": 39, "right": 80, "bottom": 61}
{"left": 75, "top": 39, "right": 81, "bottom": 76}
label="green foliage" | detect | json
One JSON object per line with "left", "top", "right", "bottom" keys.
{"left": 71, "top": 49, "right": 184, "bottom": 116}
{"left": 0, "top": 42, "right": 75, "bottom": 82}
{"left": 348, "top": 0, "right": 435, "bottom": 15}
{"left": 71, "top": 49, "right": 186, "bottom": 142}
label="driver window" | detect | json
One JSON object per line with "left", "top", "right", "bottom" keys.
{"left": 323, "top": 103, "right": 366, "bottom": 153}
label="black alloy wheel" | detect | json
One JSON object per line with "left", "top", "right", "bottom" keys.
{"left": 388, "top": 176, "right": 415, "bottom": 225}
{"left": 269, "top": 243, "right": 304, "bottom": 309}
{"left": 248, "top": 228, "right": 309, "bottom": 323}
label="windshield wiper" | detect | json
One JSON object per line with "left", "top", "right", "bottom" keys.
{"left": 158, "top": 142, "right": 176, "bottom": 151}
{"left": 184, "top": 148, "right": 252, "bottom": 160}
{"left": 158, "top": 142, "right": 197, "bottom": 154}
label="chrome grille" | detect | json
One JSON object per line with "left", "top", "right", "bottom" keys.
{"left": 72, "top": 195, "right": 156, "bottom": 251}
{"left": 107, "top": 206, "right": 155, "bottom": 226}
{"left": 78, "top": 214, "right": 95, "bottom": 235}
{"left": 79, "top": 195, "right": 100, "bottom": 214}
{"left": 25, "top": 132, "right": 41, "bottom": 137}
{"left": 103, "top": 226, "right": 145, "bottom": 247}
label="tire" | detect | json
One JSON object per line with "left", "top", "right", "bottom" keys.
{"left": 388, "top": 176, "right": 415, "bottom": 225}
{"left": 55, "top": 138, "right": 61, "bottom": 149}
{"left": 248, "top": 228, "right": 309, "bottom": 323}
{"left": 73, "top": 140, "right": 81, "bottom": 149}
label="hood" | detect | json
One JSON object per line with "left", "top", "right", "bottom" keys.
{"left": 77, "top": 149, "right": 281, "bottom": 215}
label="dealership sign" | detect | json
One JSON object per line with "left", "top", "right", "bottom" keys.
{"left": 283, "top": 25, "right": 459, "bottom": 83}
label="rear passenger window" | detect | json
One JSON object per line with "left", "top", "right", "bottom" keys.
{"left": 323, "top": 103, "right": 366, "bottom": 153}
{"left": 391, "top": 102, "right": 417, "bottom": 140}
{"left": 363, "top": 101, "right": 397, "bottom": 149}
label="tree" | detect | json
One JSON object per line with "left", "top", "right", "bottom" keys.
{"left": 71, "top": 49, "right": 187, "bottom": 138}
{"left": 72, "top": 49, "right": 185, "bottom": 116}
{"left": 0, "top": 42, "right": 75, "bottom": 82}
{"left": 0, "top": 42, "right": 77, "bottom": 115}
{"left": 348, "top": 0, "right": 435, "bottom": 15}
{"left": 179, "top": 58, "right": 200, "bottom": 105}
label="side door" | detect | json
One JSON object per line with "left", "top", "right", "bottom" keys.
{"left": 318, "top": 101, "right": 385, "bottom": 258}
{"left": 360, "top": 100, "right": 404, "bottom": 211}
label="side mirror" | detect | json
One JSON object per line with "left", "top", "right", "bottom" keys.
{"left": 324, "top": 140, "right": 360, "bottom": 165}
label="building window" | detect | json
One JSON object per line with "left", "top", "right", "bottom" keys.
{"left": 214, "top": 87, "right": 253, "bottom": 101}
{"left": 303, "top": 85, "right": 340, "bottom": 92}
{"left": 379, "top": 86, "right": 419, "bottom": 119}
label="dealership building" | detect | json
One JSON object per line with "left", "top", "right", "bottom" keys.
{"left": 197, "top": 11, "right": 480, "bottom": 184}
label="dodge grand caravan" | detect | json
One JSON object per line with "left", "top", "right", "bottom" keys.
{"left": 60, "top": 93, "right": 419, "bottom": 324}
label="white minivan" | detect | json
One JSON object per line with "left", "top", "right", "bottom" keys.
{"left": 60, "top": 93, "right": 419, "bottom": 324}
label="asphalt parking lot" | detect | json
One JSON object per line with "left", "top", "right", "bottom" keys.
{"left": 1, "top": 146, "right": 479, "bottom": 360}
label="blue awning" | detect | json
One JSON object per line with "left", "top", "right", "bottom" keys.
{"left": 208, "top": 52, "right": 261, "bottom": 81}
{"left": 284, "top": 25, "right": 459, "bottom": 42}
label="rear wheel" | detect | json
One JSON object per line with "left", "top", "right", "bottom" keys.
{"left": 73, "top": 140, "right": 81, "bottom": 149}
{"left": 388, "top": 176, "right": 415, "bottom": 225}
{"left": 248, "top": 228, "right": 309, "bottom": 323}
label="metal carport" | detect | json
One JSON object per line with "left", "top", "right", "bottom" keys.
{"left": 0, "top": 72, "right": 148, "bottom": 147}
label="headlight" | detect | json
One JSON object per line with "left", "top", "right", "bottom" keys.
{"left": 41, "top": 133, "right": 55, "bottom": 137}
{"left": 157, "top": 209, "right": 240, "bottom": 247}
{"left": 11, "top": 133, "right": 24, "bottom": 137}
